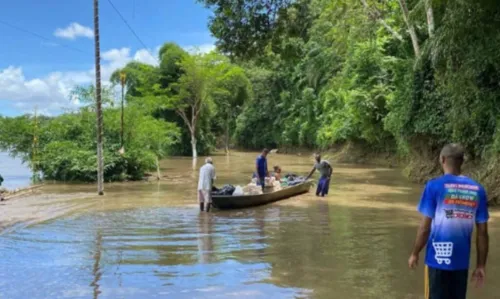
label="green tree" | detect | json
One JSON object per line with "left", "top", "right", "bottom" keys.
{"left": 199, "top": 0, "right": 295, "bottom": 59}
{"left": 167, "top": 52, "right": 231, "bottom": 158}
{"left": 211, "top": 64, "right": 252, "bottom": 153}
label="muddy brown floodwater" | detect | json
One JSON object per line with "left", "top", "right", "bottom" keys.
{"left": 0, "top": 152, "right": 499, "bottom": 299}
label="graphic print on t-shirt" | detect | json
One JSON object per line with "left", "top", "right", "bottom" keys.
{"left": 432, "top": 241, "right": 453, "bottom": 265}
{"left": 443, "top": 183, "right": 479, "bottom": 208}
{"left": 417, "top": 174, "right": 489, "bottom": 270}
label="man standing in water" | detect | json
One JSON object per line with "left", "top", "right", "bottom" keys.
{"left": 256, "top": 149, "right": 269, "bottom": 191}
{"left": 306, "top": 154, "right": 332, "bottom": 197}
{"left": 408, "top": 143, "right": 489, "bottom": 299}
{"left": 198, "top": 157, "right": 216, "bottom": 212}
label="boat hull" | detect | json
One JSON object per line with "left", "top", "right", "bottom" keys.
{"left": 211, "top": 182, "right": 311, "bottom": 210}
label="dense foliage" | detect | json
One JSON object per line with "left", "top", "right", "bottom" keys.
{"left": 0, "top": 45, "right": 251, "bottom": 181}
{"left": 0, "top": 104, "right": 179, "bottom": 182}
{"left": 200, "top": 0, "right": 500, "bottom": 164}
{"left": 112, "top": 45, "right": 252, "bottom": 157}
{"left": 2, "top": 0, "right": 500, "bottom": 189}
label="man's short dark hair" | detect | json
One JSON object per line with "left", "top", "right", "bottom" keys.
{"left": 440, "top": 143, "right": 465, "bottom": 167}
{"left": 262, "top": 148, "right": 269, "bottom": 153}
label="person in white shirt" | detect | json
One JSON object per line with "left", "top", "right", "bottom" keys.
{"left": 198, "top": 157, "right": 216, "bottom": 212}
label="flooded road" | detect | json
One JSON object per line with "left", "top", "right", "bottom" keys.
{"left": 0, "top": 152, "right": 499, "bottom": 298}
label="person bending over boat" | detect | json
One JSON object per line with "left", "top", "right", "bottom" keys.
{"left": 198, "top": 157, "right": 216, "bottom": 212}
{"left": 306, "top": 154, "right": 332, "bottom": 197}
{"left": 255, "top": 149, "right": 270, "bottom": 191}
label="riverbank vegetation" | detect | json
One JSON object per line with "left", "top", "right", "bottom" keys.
{"left": 197, "top": 0, "right": 500, "bottom": 201}
{"left": 0, "top": 97, "right": 180, "bottom": 182}
{"left": 0, "top": 46, "right": 251, "bottom": 182}
{"left": 1, "top": 0, "right": 499, "bottom": 200}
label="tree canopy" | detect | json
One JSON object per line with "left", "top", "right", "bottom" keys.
{"left": 2, "top": 0, "right": 500, "bottom": 192}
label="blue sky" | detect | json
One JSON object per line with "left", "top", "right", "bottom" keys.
{"left": 0, "top": 0, "right": 215, "bottom": 116}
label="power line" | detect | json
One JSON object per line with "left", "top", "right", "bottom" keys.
{"left": 106, "top": 0, "right": 159, "bottom": 64}
{"left": 0, "top": 19, "right": 92, "bottom": 56}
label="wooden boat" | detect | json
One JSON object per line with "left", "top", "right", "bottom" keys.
{"left": 211, "top": 181, "right": 312, "bottom": 210}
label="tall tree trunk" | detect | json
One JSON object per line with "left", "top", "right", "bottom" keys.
{"left": 398, "top": 0, "right": 420, "bottom": 57}
{"left": 120, "top": 72, "right": 126, "bottom": 152}
{"left": 155, "top": 156, "right": 161, "bottom": 180}
{"left": 191, "top": 134, "right": 198, "bottom": 158}
{"left": 120, "top": 82, "right": 124, "bottom": 149}
{"left": 424, "top": 0, "right": 435, "bottom": 37}
{"left": 93, "top": 0, "right": 104, "bottom": 195}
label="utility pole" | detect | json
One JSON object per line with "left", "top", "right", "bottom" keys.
{"left": 119, "top": 72, "right": 126, "bottom": 154}
{"left": 94, "top": 0, "right": 104, "bottom": 195}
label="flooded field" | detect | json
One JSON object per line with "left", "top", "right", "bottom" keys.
{"left": 0, "top": 152, "right": 498, "bottom": 298}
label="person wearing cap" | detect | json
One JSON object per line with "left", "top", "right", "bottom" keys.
{"left": 198, "top": 157, "right": 216, "bottom": 212}
{"left": 306, "top": 153, "right": 332, "bottom": 197}
{"left": 408, "top": 143, "right": 489, "bottom": 299}
{"left": 255, "top": 149, "right": 270, "bottom": 191}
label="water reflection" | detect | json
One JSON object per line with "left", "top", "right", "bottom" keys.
{"left": 197, "top": 213, "right": 214, "bottom": 264}
{"left": 0, "top": 152, "right": 499, "bottom": 299}
{"left": 91, "top": 229, "right": 103, "bottom": 299}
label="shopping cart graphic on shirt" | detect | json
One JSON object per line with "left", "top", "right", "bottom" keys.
{"left": 433, "top": 242, "right": 453, "bottom": 265}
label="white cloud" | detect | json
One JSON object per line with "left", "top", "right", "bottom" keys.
{"left": 0, "top": 43, "right": 212, "bottom": 115}
{"left": 134, "top": 49, "right": 158, "bottom": 66}
{"left": 183, "top": 43, "right": 216, "bottom": 55}
{"left": 0, "top": 46, "right": 160, "bottom": 115}
{"left": 54, "top": 23, "right": 93, "bottom": 40}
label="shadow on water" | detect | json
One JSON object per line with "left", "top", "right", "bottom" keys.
{"left": 0, "top": 152, "right": 498, "bottom": 299}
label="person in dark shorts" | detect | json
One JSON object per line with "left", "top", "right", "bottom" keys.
{"left": 408, "top": 143, "right": 489, "bottom": 299}
{"left": 306, "top": 154, "right": 332, "bottom": 197}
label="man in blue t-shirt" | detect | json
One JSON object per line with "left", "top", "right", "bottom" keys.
{"left": 408, "top": 143, "right": 489, "bottom": 299}
{"left": 255, "top": 148, "right": 269, "bottom": 190}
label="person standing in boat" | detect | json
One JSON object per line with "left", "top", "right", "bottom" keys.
{"left": 306, "top": 154, "right": 332, "bottom": 197}
{"left": 255, "top": 149, "right": 270, "bottom": 191}
{"left": 198, "top": 157, "right": 216, "bottom": 212}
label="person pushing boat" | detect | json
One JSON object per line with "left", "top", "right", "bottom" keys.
{"left": 198, "top": 157, "right": 216, "bottom": 212}
{"left": 306, "top": 153, "right": 332, "bottom": 197}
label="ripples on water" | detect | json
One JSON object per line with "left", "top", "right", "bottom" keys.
{"left": 0, "top": 207, "right": 314, "bottom": 298}
{"left": 0, "top": 153, "right": 498, "bottom": 299}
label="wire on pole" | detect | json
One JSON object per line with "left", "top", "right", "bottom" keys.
{"left": 106, "top": 0, "right": 159, "bottom": 64}
{"left": 0, "top": 19, "right": 92, "bottom": 56}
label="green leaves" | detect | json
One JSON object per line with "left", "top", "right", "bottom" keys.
{"left": 0, "top": 105, "right": 180, "bottom": 182}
